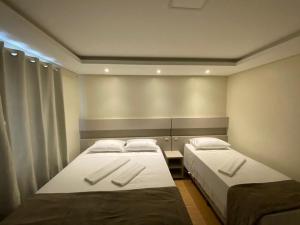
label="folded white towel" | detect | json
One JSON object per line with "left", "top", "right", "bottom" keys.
{"left": 218, "top": 156, "right": 246, "bottom": 177}
{"left": 84, "top": 157, "right": 130, "bottom": 185}
{"left": 111, "top": 162, "right": 146, "bottom": 187}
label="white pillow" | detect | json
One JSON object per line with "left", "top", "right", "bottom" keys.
{"left": 190, "top": 137, "right": 230, "bottom": 150}
{"left": 126, "top": 139, "right": 157, "bottom": 144}
{"left": 124, "top": 139, "right": 158, "bottom": 152}
{"left": 89, "top": 139, "right": 125, "bottom": 153}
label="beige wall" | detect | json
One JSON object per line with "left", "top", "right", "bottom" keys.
{"left": 79, "top": 75, "right": 227, "bottom": 119}
{"left": 227, "top": 54, "right": 300, "bottom": 181}
{"left": 61, "top": 69, "right": 80, "bottom": 162}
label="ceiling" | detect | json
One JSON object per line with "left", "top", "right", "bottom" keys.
{"left": 1, "top": 0, "right": 300, "bottom": 75}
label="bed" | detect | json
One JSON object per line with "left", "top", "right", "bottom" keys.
{"left": 1, "top": 140, "right": 192, "bottom": 225}
{"left": 170, "top": 117, "right": 300, "bottom": 225}
{"left": 1, "top": 118, "right": 193, "bottom": 225}
{"left": 184, "top": 143, "right": 300, "bottom": 225}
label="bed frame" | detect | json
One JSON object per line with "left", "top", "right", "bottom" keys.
{"left": 189, "top": 172, "right": 226, "bottom": 223}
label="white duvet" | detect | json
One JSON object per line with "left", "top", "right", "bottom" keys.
{"left": 38, "top": 148, "right": 175, "bottom": 193}
{"left": 184, "top": 144, "right": 289, "bottom": 217}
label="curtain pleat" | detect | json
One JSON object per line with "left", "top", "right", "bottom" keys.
{"left": 53, "top": 68, "right": 68, "bottom": 167}
{"left": 3, "top": 49, "right": 38, "bottom": 199}
{"left": 25, "top": 58, "right": 50, "bottom": 187}
{"left": 0, "top": 43, "right": 21, "bottom": 220}
{"left": 0, "top": 42, "right": 67, "bottom": 218}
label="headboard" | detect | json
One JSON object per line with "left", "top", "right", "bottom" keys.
{"left": 79, "top": 117, "right": 229, "bottom": 153}
{"left": 171, "top": 117, "right": 229, "bottom": 154}
{"left": 171, "top": 117, "right": 228, "bottom": 136}
{"left": 80, "top": 118, "right": 172, "bottom": 151}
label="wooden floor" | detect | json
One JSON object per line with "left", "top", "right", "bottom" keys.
{"left": 175, "top": 179, "right": 222, "bottom": 225}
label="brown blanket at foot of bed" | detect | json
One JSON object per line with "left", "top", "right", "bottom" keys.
{"left": 1, "top": 187, "right": 192, "bottom": 225}
{"left": 227, "top": 180, "right": 300, "bottom": 225}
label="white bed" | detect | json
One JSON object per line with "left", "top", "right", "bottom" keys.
{"left": 38, "top": 146, "right": 175, "bottom": 194}
{"left": 3, "top": 144, "right": 192, "bottom": 225}
{"left": 184, "top": 144, "right": 290, "bottom": 219}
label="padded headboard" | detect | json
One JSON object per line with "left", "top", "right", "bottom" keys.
{"left": 171, "top": 117, "right": 229, "bottom": 154}
{"left": 79, "top": 117, "right": 228, "bottom": 153}
{"left": 80, "top": 118, "right": 172, "bottom": 151}
{"left": 80, "top": 118, "right": 171, "bottom": 138}
{"left": 171, "top": 117, "right": 228, "bottom": 136}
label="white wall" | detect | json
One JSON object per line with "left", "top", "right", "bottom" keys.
{"left": 79, "top": 75, "right": 227, "bottom": 119}
{"left": 61, "top": 69, "right": 80, "bottom": 162}
{"left": 227, "top": 54, "right": 300, "bottom": 181}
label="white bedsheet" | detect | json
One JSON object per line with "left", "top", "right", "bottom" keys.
{"left": 38, "top": 148, "right": 175, "bottom": 193}
{"left": 184, "top": 144, "right": 289, "bottom": 218}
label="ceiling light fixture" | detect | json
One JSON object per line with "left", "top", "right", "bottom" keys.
{"left": 205, "top": 69, "right": 210, "bottom": 74}
{"left": 10, "top": 52, "right": 18, "bottom": 56}
{"left": 104, "top": 68, "right": 110, "bottom": 73}
{"left": 156, "top": 69, "right": 161, "bottom": 74}
{"left": 30, "top": 59, "right": 36, "bottom": 63}
{"left": 43, "top": 64, "right": 48, "bottom": 68}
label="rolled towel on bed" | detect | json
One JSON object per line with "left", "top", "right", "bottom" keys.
{"left": 85, "top": 157, "right": 130, "bottom": 185}
{"left": 112, "top": 162, "right": 146, "bottom": 187}
{"left": 218, "top": 156, "right": 246, "bottom": 177}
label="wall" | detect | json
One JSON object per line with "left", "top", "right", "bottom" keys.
{"left": 227, "top": 54, "right": 300, "bottom": 181}
{"left": 61, "top": 69, "right": 80, "bottom": 162}
{"left": 79, "top": 75, "right": 227, "bottom": 119}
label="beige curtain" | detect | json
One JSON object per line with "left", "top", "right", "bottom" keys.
{"left": 0, "top": 42, "right": 67, "bottom": 218}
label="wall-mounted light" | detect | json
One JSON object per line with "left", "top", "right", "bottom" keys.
{"left": 205, "top": 69, "right": 210, "bottom": 74}
{"left": 29, "top": 59, "right": 36, "bottom": 63}
{"left": 10, "top": 52, "right": 18, "bottom": 56}
{"left": 104, "top": 68, "right": 110, "bottom": 73}
{"left": 156, "top": 69, "right": 161, "bottom": 74}
{"left": 43, "top": 64, "right": 48, "bottom": 68}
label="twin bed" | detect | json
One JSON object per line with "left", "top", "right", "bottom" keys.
{"left": 184, "top": 144, "right": 289, "bottom": 218}
{"left": 182, "top": 140, "right": 300, "bottom": 225}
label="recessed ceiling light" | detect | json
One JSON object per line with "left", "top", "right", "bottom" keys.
{"left": 205, "top": 69, "right": 210, "bottom": 74}
{"left": 104, "top": 68, "right": 110, "bottom": 73}
{"left": 10, "top": 52, "right": 18, "bottom": 56}
{"left": 156, "top": 69, "right": 161, "bottom": 74}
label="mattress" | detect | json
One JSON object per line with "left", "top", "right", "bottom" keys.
{"left": 38, "top": 147, "right": 175, "bottom": 193}
{"left": 184, "top": 144, "right": 289, "bottom": 217}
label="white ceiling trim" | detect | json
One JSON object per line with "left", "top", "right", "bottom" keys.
{"left": 1, "top": 1, "right": 300, "bottom": 76}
